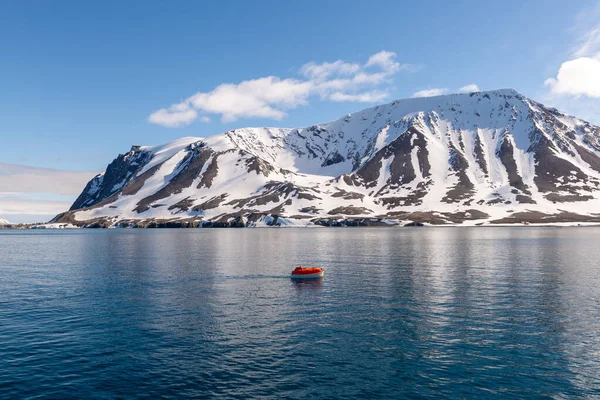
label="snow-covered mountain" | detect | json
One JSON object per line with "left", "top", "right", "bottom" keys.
{"left": 0, "top": 218, "right": 11, "bottom": 226}
{"left": 54, "top": 89, "right": 600, "bottom": 227}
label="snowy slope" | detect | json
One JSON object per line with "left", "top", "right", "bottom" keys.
{"left": 54, "top": 89, "right": 600, "bottom": 227}
{"left": 0, "top": 218, "right": 10, "bottom": 226}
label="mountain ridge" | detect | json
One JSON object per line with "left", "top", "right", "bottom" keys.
{"left": 53, "top": 89, "right": 600, "bottom": 227}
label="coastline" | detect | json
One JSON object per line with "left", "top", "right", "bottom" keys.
{"left": 4, "top": 219, "right": 600, "bottom": 230}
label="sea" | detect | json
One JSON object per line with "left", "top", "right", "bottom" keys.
{"left": 1, "top": 227, "right": 600, "bottom": 398}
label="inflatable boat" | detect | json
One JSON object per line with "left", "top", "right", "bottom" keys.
{"left": 291, "top": 266, "right": 324, "bottom": 279}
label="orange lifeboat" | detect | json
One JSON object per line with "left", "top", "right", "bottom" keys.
{"left": 291, "top": 266, "right": 324, "bottom": 279}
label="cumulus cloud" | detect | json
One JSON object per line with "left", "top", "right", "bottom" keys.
{"left": 148, "top": 108, "right": 198, "bottom": 128}
{"left": 545, "top": 57, "right": 600, "bottom": 97}
{"left": 459, "top": 84, "right": 480, "bottom": 93}
{"left": 546, "top": 17, "right": 600, "bottom": 98}
{"left": 412, "top": 88, "right": 449, "bottom": 98}
{"left": 149, "top": 51, "right": 416, "bottom": 126}
{"left": 186, "top": 77, "right": 311, "bottom": 122}
{"left": 365, "top": 50, "right": 403, "bottom": 73}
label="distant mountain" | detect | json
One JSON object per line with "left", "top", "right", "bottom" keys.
{"left": 54, "top": 89, "right": 600, "bottom": 227}
{"left": 0, "top": 218, "right": 11, "bottom": 226}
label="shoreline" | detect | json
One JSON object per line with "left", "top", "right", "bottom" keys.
{"left": 3, "top": 221, "right": 600, "bottom": 230}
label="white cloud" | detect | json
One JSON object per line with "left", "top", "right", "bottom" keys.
{"left": 149, "top": 50, "right": 417, "bottom": 127}
{"left": 300, "top": 60, "right": 360, "bottom": 81}
{"left": 545, "top": 15, "right": 600, "bottom": 99}
{"left": 148, "top": 108, "right": 197, "bottom": 128}
{"left": 412, "top": 88, "right": 449, "bottom": 98}
{"left": 459, "top": 84, "right": 480, "bottom": 93}
{"left": 545, "top": 57, "right": 600, "bottom": 97}
{"left": 410, "top": 84, "right": 482, "bottom": 98}
{"left": 200, "top": 116, "right": 211, "bottom": 123}
{"left": 574, "top": 25, "right": 600, "bottom": 58}
{"left": 571, "top": 3, "right": 600, "bottom": 60}
{"left": 366, "top": 50, "right": 403, "bottom": 73}
{"left": 329, "top": 91, "right": 389, "bottom": 102}
{"left": 187, "top": 77, "right": 311, "bottom": 123}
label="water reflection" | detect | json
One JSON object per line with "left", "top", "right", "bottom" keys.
{"left": 291, "top": 278, "right": 323, "bottom": 290}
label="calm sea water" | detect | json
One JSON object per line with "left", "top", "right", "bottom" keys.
{"left": 1, "top": 228, "right": 600, "bottom": 398}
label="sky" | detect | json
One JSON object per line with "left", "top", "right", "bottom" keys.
{"left": 1, "top": 0, "right": 600, "bottom": 223}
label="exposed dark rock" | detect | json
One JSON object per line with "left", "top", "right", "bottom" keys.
{"left": 486, "top": 198, "right": 505, "bottom": 205}
{"left": 143, "top": 219, "right": 202, "bottom": 228}
{"left": 496, "top": 134, "right": 531, "bottom": 194}
{"left": 134, "top": 146, "right": 215, "bottom": 213}
{"left": 311, "top": 217, "right": 393, "bottom": 227}
{"left": 515, "top": 194, "right": 537, "bottom": 204}
{"left": 473, "top": 132, "right": 488, "bottom": 175}
{"left": 192, "top": 194, "right": 229, "bottom": 211}
{"left": 297, "top": 192, "right": 319, "bottom": 200}
{"left": 394, "top": 211, "right": 448, "bottom": 225}
{"left": 327, "top": 206, "right": 373, "bottom": 215}
{"left": 246, "top": 155, "right": 275, "bottom": 176}
{"left": 444, "top": 210, "right": 490, "bottom": 222}
{"left": 227, "top": 181, "right": 320, "bottom": 209}
{"left": 378, "top": 193, "right": 425, "bottom": 208}
{"left": 245, "top": 212, "right": 272, "bottom": 223}
{"left": 404, "top": 221, "right": 424, "bottom": 227}
{"left": 119, "top": 163, "right": 163, "bottom": 197}
{"left": 168, "top": 197, "right": 195, "bottom": 212}
{"left": 299, "top": 206, "right": 322, "bottom": 214}
{"left": 198, "top": 151, "right": 227, "bottom": 189}
{"left": 572, "top": 143, "right": 600, "bottom": 174}
{"left": 384, "top": 209, "right": 489, "bottom": 224}
{"left": 266, "top": 215, "right": 281, "bottom": 226}
{"left": 545, "top": 193, "right": 594, "bottom": 203}
{"left": 321, "top": 151, "right": 345, "bottom": 167}
{"left": 354, "top": 127, "right": 430, "bottom": 189}
{"left": 266, "top": 199, "right": 293, "bottom": 215}
{"left": 491, "top": 211, "right": 600, "bottom": 224}
{"left": 341, "top": 174, "right": 357, "bottom": 186}
{"left": 331, "top": 188, "right": 364, "bottom": 200}
{"left": 442, "top": 145, "right": 474, "bottom": 203}
{"left": 532, "top": 135, "right": 588, "bottom": 194}
{"left": 71, "top": 147, "right": 152, "bottom": 210}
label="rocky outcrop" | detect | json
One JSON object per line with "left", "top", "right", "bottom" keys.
{"left": 70, "top": 146, "right": 151, "bottom": 210}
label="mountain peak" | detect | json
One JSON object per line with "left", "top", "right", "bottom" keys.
{"left": 55, "top": 91, "right": 600, "bottom": 227}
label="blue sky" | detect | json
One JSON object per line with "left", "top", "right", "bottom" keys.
{"left": 1, "top": 0, "right": 600, "bottom": 222}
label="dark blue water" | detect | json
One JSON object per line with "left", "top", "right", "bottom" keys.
{"left": 2, "top": 228, "right": 600, "bottom": 398}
